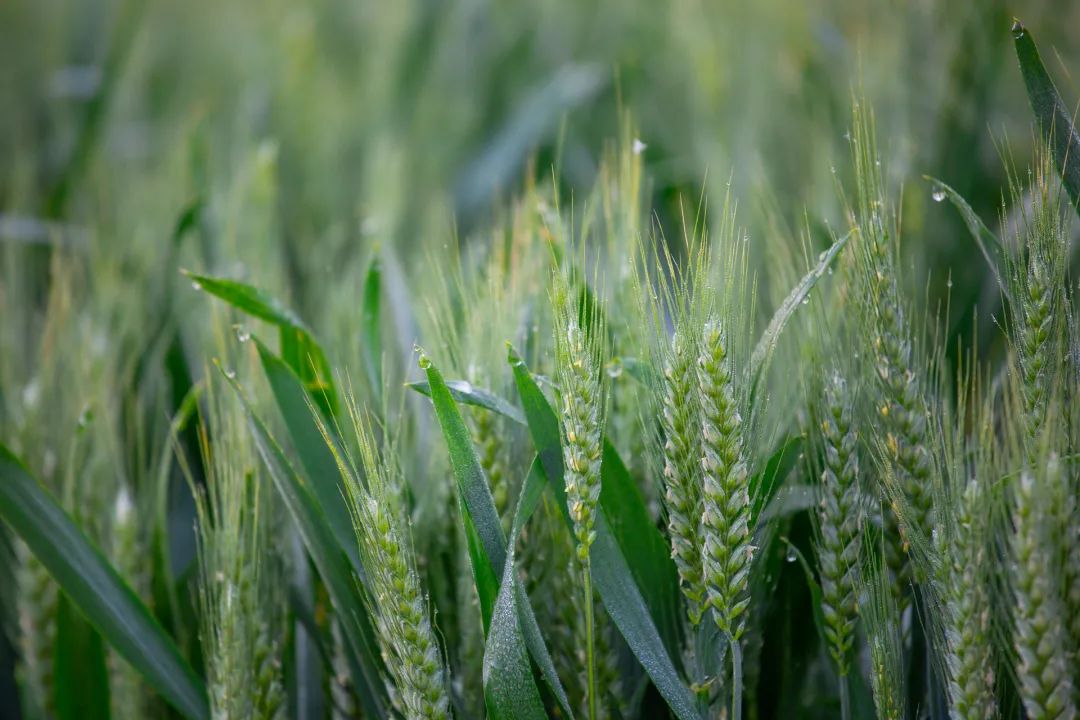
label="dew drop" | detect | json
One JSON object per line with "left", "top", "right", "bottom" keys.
{"left": 946, "top": 278, "right": 953, "bottom": 289}
{"left": 801, "top": 295, "right": 810, "bottom": 305}
{"left": 191, "top": 280, "right": 202, "bottom": 291}
{"left": 785, "top": 546, "right": 797, "bottom": 563}
{"left": 931, "top": 189, "right": 947, "bottom": 203}
{"left": 235, "top": 325, "right": 251, "bottom": 343}
{"left": 224, "top": 368, "right": 236, "bottom": 380}
{"left": 632, "top": 138, "right": 647, "bottom": 155}
{"left": 606, "top": 359, "right": 624, "bottom": 379}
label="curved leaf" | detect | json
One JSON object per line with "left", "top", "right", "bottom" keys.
{"left": 361, "top": 253, "right": 383, "bottom": 393}
{"left": 254, "top": 338, "right": 363, "bottom": 578}
{"left": 407, "top": 379, "right": 527, "bottom": 425}
{"left": 184, "top": 270, "right": 337, "bottom": 415}
{"left": 484, "top": 459, "right": 550, "bottom": 720}
{"left": 0, "top": 445, "right": 209, "bottom": 720}
{"left": 749, "top": 231, "right": 851, "bottom": 399}
{"left": 1013, "top": 19, "right": 1080, "bottom": 212}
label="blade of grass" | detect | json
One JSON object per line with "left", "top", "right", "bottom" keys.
{"left": 183, "top": 271, "right": 337, "bottom": 415}
{"left": 508, "top": 345, "right": 702, "bottom": 720}
{"left": 598, "top": 440, "right": 682, "bottom": 659}
{"left": 406, "top": 379, "right": 527, "bottom": 425}
{"left": 0, "top": 445, "right": 209, "bottom": 720}
{"left": 253, "top": 338, "right": 363, "bottom": 579}
{"left": 54, "top": 595, "right": 110, "bottom": 720}
{"left": 361, "top": 253, "right": 383, "bottom": 393}
{"left": 484, "top": 458, "right": 550, "bottom": 720}
{"left": 1013, "top": 19, "right": 1080, "bottom": 211}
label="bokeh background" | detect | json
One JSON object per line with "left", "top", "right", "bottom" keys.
{"left": 1, "top": 0, "right": 1079, "bottom": 715}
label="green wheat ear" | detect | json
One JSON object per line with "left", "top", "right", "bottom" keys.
{"left": 660, "top": 329, "right": 707, "bottom": 627}
{"left": 698, "top": 320, "right": 752, "bottom": 640}
{"left": 108, "top": 485, "right": 150, "bottom": 720}
{"left": 813, "top": 369, "right": 862, "bottom": 679}
{"left": 190, "top": 380, "right": 285, "bottom": 720}
{"left": 337, "top": 395, "right": 451, "bottom": 720}
{"left": 1012, "top": 453, "right": 1076, "bottom": 720}
{"left": 849, "top": 100, "right": 933, "bottom": 597}
{"left": 862, "top": 535, "right": 908, "bottom": 720}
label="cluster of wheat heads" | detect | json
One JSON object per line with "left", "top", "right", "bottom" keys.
{"left": 3, "top": 78, "right": 1080, "bottom": 720}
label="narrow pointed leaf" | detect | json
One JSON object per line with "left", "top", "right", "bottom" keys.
{"left": 749, "top": 231, "right": 851, "bottom": 398}
{"left": 183, "top": 270, "right": 337, "bottom": 415}
{"left": 361, "top": 254, "right": 383, "bottom": 392}
{"left": 407, "top": 379, "right": 527, "bottom": 425}
{"left": 0, "top": 446, "right": 209, "bottom": 720}
{"left": 1013, "top": 19, "right": 1080, "bottom": 211}
{"left": 483, "top": 459, "right": 550, "bottom": 720}
{"left": 254, "top": 337, "right": 362, "bottom": 578}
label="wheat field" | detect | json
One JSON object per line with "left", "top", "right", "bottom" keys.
{"left": 1, "top": 2, "right": 1079, "bottom": 719}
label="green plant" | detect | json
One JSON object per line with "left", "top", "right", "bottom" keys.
{"left": 4, "top": 10, "right": 1080, "bottom": 720}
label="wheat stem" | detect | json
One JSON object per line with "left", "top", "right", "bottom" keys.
{"left": 583, "top": 566, "right": 598, "bottom": 720}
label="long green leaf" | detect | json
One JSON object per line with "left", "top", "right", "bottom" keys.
{"left": 1013, "top": 19, "right": 1080, "bottom": 211}
{"left": 749, "top": 231, "right": 851, "bottom": 399}
{"left": 220, "top": 372, "right": 389, "bottom": 720}
{"left": 507, "top": 346, "right": 702, "bottom": 720}
{"left": 0, "top": 446, "right": 209, "bottom": 720}
{"left": 54, "top": 595, "right": 110, "bottom": 720}
{"left": 484, "top": 459, "right": 550, "bottom": 720}
{"left": 253, "top": 337, "right": 363, "bottom": 578}
{"left": 420, "top": 353, "right": 573, "bottom": 716}
{"left": 598, "top": 441, "right": 682, "bottom": 659}
{"left": 361, "top": 253, "right": 383, "bottom": 393}
{"left": 184, "top": 270, "right": 337, "bottom": 415}
{"left": 407, "top": 379, "right": 527, "bottom": 425}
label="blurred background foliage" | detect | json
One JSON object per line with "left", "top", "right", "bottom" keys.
{"left": 1, "top": 0, "right": 1079, "bottom": 716}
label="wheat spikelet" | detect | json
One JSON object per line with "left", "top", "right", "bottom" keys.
{"left": 14, "top": 540, "right": 56, "bottom": 719}
{"left": 814, "top": 370, "right": 861, "bottom": 677}
{"left": 557, "top": 316, "right": 605, "bottom": 562}
{"left": 108, "top": 486, "right": 150, "bottom": 720}
{"left": 1012, "top": 456, "right": 1076, "bottom": 720}
{"left": 697, "top": 321, "right": 752, "bottom": 640}
{"left": 660, "top": 331, "right": 707, "bottom": 626}
{"left": 343, "top": 404, "right": 450, "bottom": 720}
{"left": 939, "top": 479, "right": 996, "bottom": 720}
{"left": 851, "top": 102, "right": 933, "bottom": 566}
